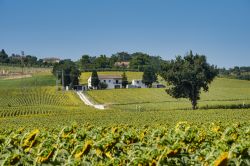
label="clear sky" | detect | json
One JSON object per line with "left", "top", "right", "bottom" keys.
{"left": 1, "top": 0, "right": 249, "bottom": 68}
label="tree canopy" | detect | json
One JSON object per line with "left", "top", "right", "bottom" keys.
{"left": 78, "top": 51, "right": 165, "bottom": 72}
{"left": 0, "top": 49, "right": 9, "bottom": 63}
{"left": 121, "top": 72, "right": 128, "bottom": 88}
{"left": 52, "top": 60, "right": 81, "bottom": 89}
{"left": 160, "top": 51, "right": 218, "bottom": 110}
{"left": 91, "top": 70, "right": 100, "bottom": 89}
{"left": 142, "top": 66, "right": 157, "bottom": 87}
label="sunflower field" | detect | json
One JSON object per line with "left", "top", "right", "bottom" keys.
{"left": 0, "top": 122, "right": 249, "bottom": 165}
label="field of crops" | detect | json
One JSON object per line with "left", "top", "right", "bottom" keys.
{"left": 0, "top": 86, "right": 86, "bottom": 117}
{"left": 0, "top": 71, "right": 249, "bottom": 128}
{"left": 0, "top": 70, "right": 98, "bottom": 119}
{"left": 0, "top": 122, "right": 249, "bottom": 165}
{"left": 0, "top": 65, "right": 51, "bottom": 75}
{"left": 86, "top": 78, "right": 250, "bottom": 111}
{"left": 0, "top": 70, "right": 250, "bottom": 165}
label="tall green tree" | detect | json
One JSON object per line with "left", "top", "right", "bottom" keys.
{"left": 94, "top": 55, "right": 110, "bottom": 69}
{"left": 114, "top": 52, "right": 131, "bottom": 62}
{"left": 0, "top": 49, "right": 9, "bottom": 63}
{"left": 160, "top": 51, "right": 218, "bottom": 110}
{"left": 142, "top": 66, "right": 157, "bottom": 87}
{"left": 129, "top": 52, "right": 150, "bottom": 71}
{"left": 121, "top": 72, "right": 128, "bottom": 88}
{"left": 91, "top": 70, "right": 100, "bottom": 89}
{"left": 80, "top": 55, "right": 91, "bottom": 70}
{"left": 52, "top": 60, "right": 81, "bottom": 89}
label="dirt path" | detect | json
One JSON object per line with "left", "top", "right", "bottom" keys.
{"left": 76, "top": 91, "right": 105, "bottom": 110}
{"left": 1, "top": 74, "right": 32, "bottom": 80}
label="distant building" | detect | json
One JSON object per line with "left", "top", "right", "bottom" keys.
{"left": 114, "top": 61, "right": 130, "bottom": 68}
{"left": 74, "top": 85, "right": 88, "bottom": 91}
{"left": 43, "top": 57, "right": 60, "bottom": 64}
{"left": 88, "top": 75, "right": 122, "bottom": 89}
{"left": 131, "top": 79, "right": 147, "bottom": 88}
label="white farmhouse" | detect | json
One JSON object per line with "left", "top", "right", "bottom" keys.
{"left": 131, "top": 79, "right": 147, "bottom": 88}
{"left": 88, "top": 75, "right": 122, "bottom": 89}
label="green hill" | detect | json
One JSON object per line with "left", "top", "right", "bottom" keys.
{"left": 86, "top": 77, "right": 250, "bottom": 111}
{"left": 0, "top": 71, "right": 249, "bottom": 129}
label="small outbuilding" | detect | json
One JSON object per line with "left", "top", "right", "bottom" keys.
{"left": 131, "top": 79, "right": 147, "bottom": 88}
{"left": 74, "top": 85, "right": 88, "bottom": 91}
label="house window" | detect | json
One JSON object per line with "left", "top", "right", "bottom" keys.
{"left": 109, "top": 80, "right": 111, "bottom": 83}
{"left": 137, "top": 81, "right": 139, "bottom": 84}
{"left": 104, "top": 80, "right": 106, "bottom": 83}
{"left": 116, "top": 80, "right": 119, "bottom": 84}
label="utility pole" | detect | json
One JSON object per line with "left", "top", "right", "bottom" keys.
{"left": 56, "top": 72, "right": 58, "bottom": 91}
{"left": 62, "top": 69, "right": 64, "bottom": 90}
{"left": 21, "top": 51, "right": 24, "bottom": 75}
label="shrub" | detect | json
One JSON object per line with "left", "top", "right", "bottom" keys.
{"left": 99, "top": 82, "right": 108, "bottom": 89}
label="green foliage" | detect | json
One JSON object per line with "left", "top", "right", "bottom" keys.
{"left": 121, "top": 72, "right": 128, "bottom": 88}
{"left": 79, "top": 52, "right": 165, "bottom": 72}
{"left": 160, "top": 51, "right": 218, "bottom": 109}
{"left": 53, "top": 60, "right": 81, "bottom": 89}
{"left": 80, "top": 55, "right": 91, "bottom": 70}
{"left": 99, "top": 82, "right": 108, "bottom": 89}
{"left": 93, "top": 55, "right": 110, "bottom": 69}
{"left": 142, "top": 66, "right": 157, "bottom": 87}
{"left": 219, "top": 66, "right": 250, "bottom": 80}
{"left": 0, "top": 49, "right": 53, "bottom": 67}
{"left": 91, "top": 70, "right": 100, "bottom": 89}
{"left": 0, "top": 123, "right": 249, "bottom": 165}
{"left": 129, "top": 52, "right": 151, "bottom": 71}
{"left": 0, "top": 49, "right": 9, "bottom": 63}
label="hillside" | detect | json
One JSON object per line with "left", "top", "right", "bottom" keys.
{"left": 0, "top": 65, "right": 51, "bottom": 80}
{"left": 0, "top": 71, "right": 249, "bottom": 129}
{"left": 86, "top": 77, "right": 250, "bottom": 111}
{"left": 0, "top": 71, "right": 97, "bottom": 122}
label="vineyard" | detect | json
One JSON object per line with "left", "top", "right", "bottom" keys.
{"left": 0, "top": 72, "right": 249, "bottom": 128}
{"left": 0, "top": 86, "right": 86, "bottom": 118}
{"left": 0, "top": 123, "right": 249, "bottom": 165}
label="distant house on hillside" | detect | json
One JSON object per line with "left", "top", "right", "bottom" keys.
{"left": 43, "top": 57, "right": 60, "bottom": 64}
{"left": 88, "top": 75, "right": 122, "bottom": 89}
{"left": 114, "top": 61, "right": 130, "bottom": 68}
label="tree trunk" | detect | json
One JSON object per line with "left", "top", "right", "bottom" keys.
{"left": 191, "top": 84, "right": 197, "bottom": 110}
{"left": 192, "top": 99, "right": 197, "bottom": 110}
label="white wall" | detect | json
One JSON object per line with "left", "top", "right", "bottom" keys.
{"left": 131, "top": 80, "right": 147, "bottom": 88}
{"left": 100, "top": 78, "right": 122, "bottom": 89}
{"left": 88, "top": 77, "right": 122, "bottom": 89}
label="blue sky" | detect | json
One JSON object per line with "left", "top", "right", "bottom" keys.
{"left": 0, "top": 0, "right": 249, "bottom": 68}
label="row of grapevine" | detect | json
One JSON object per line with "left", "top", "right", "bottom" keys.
{"left": 0, "top": 87, "right": 81, "bottom": 107}
{"left": 0, "top": 122, "right": 249, "bottom": 165}
{"left": 0, "top": 105, "right": 82, "bottom": 118}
